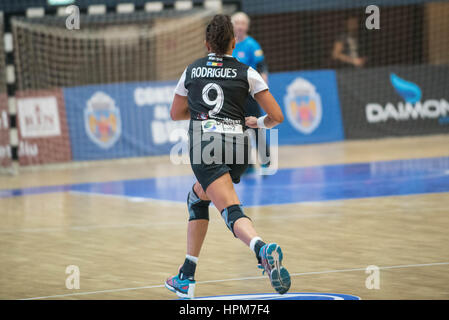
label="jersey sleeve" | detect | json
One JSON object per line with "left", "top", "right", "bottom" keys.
{"left": 251, "top": 39, "right": 265, "bottom": 66}
{"left": 248, "top": 67, "right": 268, "bottom": 98}
{"left": 174, "top": 68, "right": 188, "bottom": 96}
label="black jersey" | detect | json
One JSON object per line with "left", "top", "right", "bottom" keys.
{"left": 174, "top": 53, "right": 268, "bottom": 127}
{"left": 174, "top": 54, "right": 267, "bottom": 190}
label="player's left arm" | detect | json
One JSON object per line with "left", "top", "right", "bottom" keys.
{"left": 170, "top": 68, "right": 190, "bottom": 121}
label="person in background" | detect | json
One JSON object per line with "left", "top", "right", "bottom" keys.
{"left": 332, "top": 16, "right": 366, "bottom": 68}
{"left": 231, "top": 12, "right": 271, "bottom": 173}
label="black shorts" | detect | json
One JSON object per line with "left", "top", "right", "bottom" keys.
{"left": 189, "top": 131, "right": 250, "bottom": 192}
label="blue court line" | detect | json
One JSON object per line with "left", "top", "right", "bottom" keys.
{"left": 1, "top": 156, "right": 449, "bottom": 207}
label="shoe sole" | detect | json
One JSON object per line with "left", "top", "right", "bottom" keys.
{"left": 265, "top": 243, "right": 291, "bottom": 295}
{"left": 165, "top": 281, "right": 195, "bottom": 299}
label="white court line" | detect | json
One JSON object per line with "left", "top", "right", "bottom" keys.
{"left": 19, "top": 261, "right": 449, "bottom": 300}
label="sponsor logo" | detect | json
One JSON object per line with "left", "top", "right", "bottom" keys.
{"left": 237, "top": 51, "right": 245, "bottom": 59}
{"left": 366, "top": 73, "right": 449, "bottom": 123}
{"left": 193, "top": 292, "right": 360, "bottom": 300}
{"left": 202, "top": 120, "right": 217, "bottom": 132}
{"left": 17, "top": 96, "right": 61, "bottom": 138}
{"left": 390, "top": 73, "right": 421, "bottom": 103}
{"left": 208, "top": 56, "right": 223, "bottom": 62}
{"left": 201, "top": 119, "right": 243, "bottom": 134}
{"left": 284, "top": 78, "right": 322, "bottom": 134}
{"left": 254, "top": 49, "right": 263, "bottom": 57}
{"left": 84, "top": 92, "right": 121, "bottom": 149}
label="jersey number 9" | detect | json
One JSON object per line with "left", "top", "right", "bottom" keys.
{"left": 202, "top": 83, "right": 224, "bottom": 117}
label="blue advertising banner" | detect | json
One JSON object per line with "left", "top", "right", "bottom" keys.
{"left": 63, "top": 81, "right": 188, "bottom": 161}
{"left": 268, "top": 69, "right": 344, "bottom": 145}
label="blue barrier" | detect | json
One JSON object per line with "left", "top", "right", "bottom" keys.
{"left": 268, "top": 69, "right": 345, "bottom": 145}
{"left": 63, "top": 81, "right": 188, "bottom": 161}
{"left": 63, "top": 69, "right": 344, "bottom": 161}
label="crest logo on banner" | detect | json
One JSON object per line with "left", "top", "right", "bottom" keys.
{"left": 84, "top": 91, "right": 121, "bottom": 149}
{"left": 284, "top": 77, "right": 322, "bottom": 134}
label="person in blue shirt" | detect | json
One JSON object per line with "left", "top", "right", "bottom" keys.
{"left": 232, "top": 12, "right": 270, "bottom": 172}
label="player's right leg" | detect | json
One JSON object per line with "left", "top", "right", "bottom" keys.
{"left": 257, "top": 242, "right": 291, "bottom": 294}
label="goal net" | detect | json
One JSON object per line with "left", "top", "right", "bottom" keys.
{"left": 10, "top": 6, "right": 226, "bottom": 165}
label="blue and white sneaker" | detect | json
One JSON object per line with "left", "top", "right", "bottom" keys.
{"left": 165, "top": 275, "right": 196, "bottom": 299}
{"left": 259, "top": 243, "right": 291, "bottom": 294}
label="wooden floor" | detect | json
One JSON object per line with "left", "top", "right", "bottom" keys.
{"left": 1, "top": 134, "right": 449, "bottom": 300}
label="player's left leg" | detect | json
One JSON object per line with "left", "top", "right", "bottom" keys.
{"left": 165, "top": 182, "right": 210, "bottom": 299}
{"left": 187, "top": 182, "right": 210, "bottom": 257}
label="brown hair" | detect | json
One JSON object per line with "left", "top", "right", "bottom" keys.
{"left": 205, "top": 14, "right": 235, "bottom": 56}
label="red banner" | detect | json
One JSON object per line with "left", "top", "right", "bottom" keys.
{"left": 16, "top": 89, "right": 72, "bottom": 165}
{"left": 0, "top": 93, "right": 11, "bottom": 167}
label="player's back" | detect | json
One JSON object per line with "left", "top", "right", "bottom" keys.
{"left": 183, "top": 53, "right": 253, "bottom": 124}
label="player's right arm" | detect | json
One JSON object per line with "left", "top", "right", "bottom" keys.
{"left": 253, "top": 90, "right": 283, "bottom": 127}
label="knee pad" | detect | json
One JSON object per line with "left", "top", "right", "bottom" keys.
{"left": 187, "top": 188, "right": 211, "bottom": 221}
{"left": 221, "top": 204, "right": 250, "bottom": 237}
